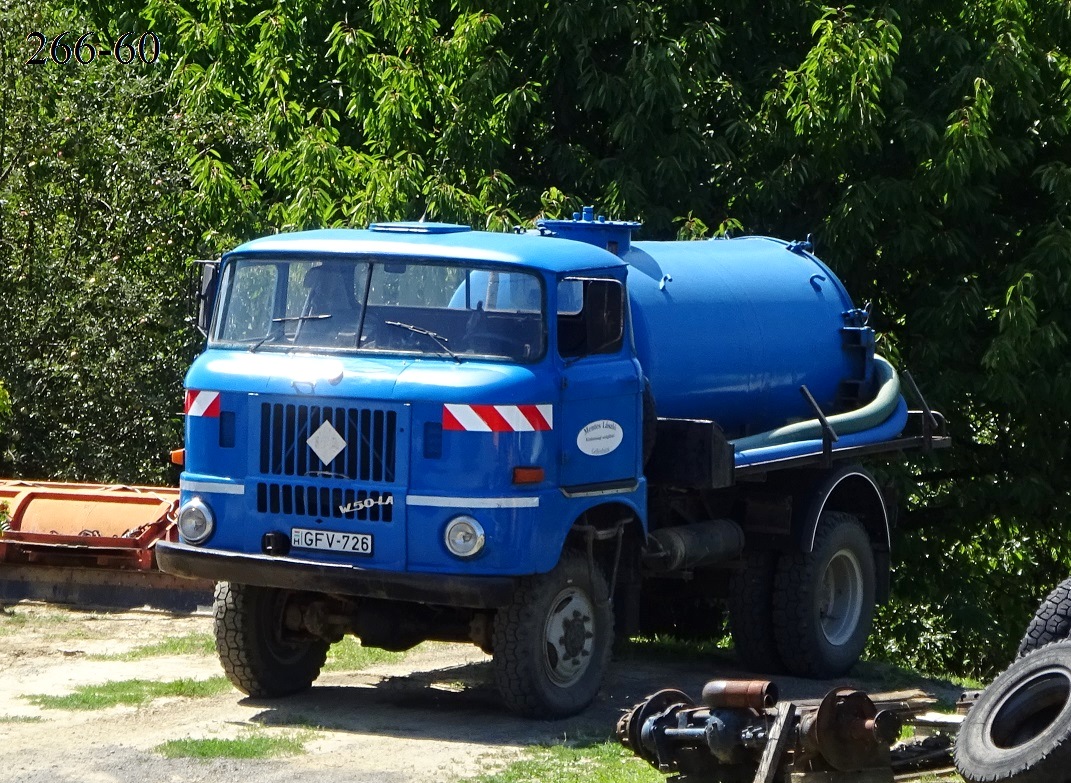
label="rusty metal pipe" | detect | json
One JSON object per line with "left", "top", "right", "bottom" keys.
{"left": 701, "top": 679, "right": 779, "bottom": 710}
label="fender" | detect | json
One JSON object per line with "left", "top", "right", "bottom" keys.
{"left": 799, "top": 464, "right": 889, "bottom": 552}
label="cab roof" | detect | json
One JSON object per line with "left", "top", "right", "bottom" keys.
{"left": 225, "top": 225, "right": 626, "bottom": 275}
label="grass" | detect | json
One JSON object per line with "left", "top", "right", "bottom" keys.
{"left": 92, "top": 632, "right": 216, "bottom": 661}
{"left": 155, "top": 730, "right": 309, "bottom": 759}
{"left": 618, "top": 633, "right": 732, "bottom": 661}
{"left": 25, "top": 676, "right": 232, "bottom": 710}
{"left": 473, "top": 740, "right": 663, "bottom": 783}
{"left": 322, "top": 636, "right": 406, "bottom": 672}
{"left": 0, "top": 715, "right": 44, "bottom": 723}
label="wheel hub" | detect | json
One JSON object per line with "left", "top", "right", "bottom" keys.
{"left": 819, "top": 547, "right": 864, "bottom": 646}
{"left": 543, "top": 587, "right": 596, "bottom": 687}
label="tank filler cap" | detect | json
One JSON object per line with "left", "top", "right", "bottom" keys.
{"left": 536, "top": 206, "right": 641, "bottom": 257}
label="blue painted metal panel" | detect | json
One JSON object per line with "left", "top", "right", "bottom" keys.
{"left": 625, "top": 236, "right": 868, "bottom": 436}
{"left": 226, "top": 227, "right": 624, "bottom": 275}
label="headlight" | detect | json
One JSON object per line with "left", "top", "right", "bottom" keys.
{"left": 177, "top": 498, "right": 215, "bottom": 545}
{"left": 444, "top": 515, "right": 485, "bottom": 558}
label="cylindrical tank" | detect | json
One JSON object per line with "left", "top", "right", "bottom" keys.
{"left": 623, "top": 237, "right": 869, "bottom": 437}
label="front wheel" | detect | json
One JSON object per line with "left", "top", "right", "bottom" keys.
{"left": 214, "top": 582, "right": 330, "bottom": 697}
{"left": 772, "top": 512, "right": 875, "bottom": 678}
{"left": 492, "top": 551, "right": 613, "bottom": 718}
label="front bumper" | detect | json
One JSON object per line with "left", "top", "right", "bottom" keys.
{"left": 156, "top": 541, "right": 517, "bottom": 609}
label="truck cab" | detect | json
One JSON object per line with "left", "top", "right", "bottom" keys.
{"left": 159, "top": 222, "right": 647, "bottom": 717}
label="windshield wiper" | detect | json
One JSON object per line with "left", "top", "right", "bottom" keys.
{"left": 384, "top": 320, "right": 462, "bottom": 363}
{"left": 272, "top": 314, "right": 332, "bottom": 323}
{"left": 247, "top": 315, "right": 332, "bottom": 352}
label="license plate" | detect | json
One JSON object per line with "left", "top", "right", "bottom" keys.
{"left": 291, "top": 527, "right": 373, "bottom": 556}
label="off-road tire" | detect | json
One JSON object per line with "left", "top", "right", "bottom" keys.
{"left": 956, "top": 640, "right": 1071, "bottom": 783}
{"left": 727, "top": 550, "right": 785, "bottom": 673}
{"left": 1019, "top": 576, "right": 1071, "bottom": 657}
{"left": 772, "top": 512, "right": 875, "bottom": 678}
{"left": 492, "top": 551, "right": 613, "bottom": 718}
{"left": 214, "top": 581, "right": 329, "bottom": 697}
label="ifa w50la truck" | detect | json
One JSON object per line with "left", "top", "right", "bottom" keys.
{"left": 158, "top": 209, "right": 947, "bottom": 718}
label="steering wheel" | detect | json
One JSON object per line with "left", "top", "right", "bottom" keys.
{"left": 465, "top": 329, "right": 527, "bottom": 357}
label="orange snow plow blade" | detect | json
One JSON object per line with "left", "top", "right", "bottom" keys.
{"left": 0, "top": 480, "right": 212, "bottom": 610}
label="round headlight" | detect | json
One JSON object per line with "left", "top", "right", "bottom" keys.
{"left": 177, "top": 498, "right": 215, "bottom": 545}
{"left": 444, "top": 515, "right": 485, "bottom": 558}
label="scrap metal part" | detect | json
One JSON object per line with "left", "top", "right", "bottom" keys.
{"left": 617, "top": 680, "right": 901, "bottom": 782}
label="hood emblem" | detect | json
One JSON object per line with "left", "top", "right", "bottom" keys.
{"left": 308, "top": 420, "right": 347, "bottom": 465}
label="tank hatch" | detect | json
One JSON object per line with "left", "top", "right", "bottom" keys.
{"left": 537, "top": 205, "right": 641, "bottom": 257}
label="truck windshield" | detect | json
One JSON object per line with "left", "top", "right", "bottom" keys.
{"left": 210, "top": 257, "right": 545, "bottom": 362}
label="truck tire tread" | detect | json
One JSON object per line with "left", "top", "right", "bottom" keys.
{"left": 955, "top": 640, "right": 1071, "bottom": 783}
{"left": 214, "top": 581, "right": 328, "bottom": 698}
{"left": 1019, "top": 576, "right": 1071, "bottom": 657}
{"left": 772, "top": 511, "right": 874, "bottom": 678}
{"left": 727, "top": 551, "right": 784, "bottom": 673}
{"left": 492, "top": 551, "right": 612, "bottom": 718}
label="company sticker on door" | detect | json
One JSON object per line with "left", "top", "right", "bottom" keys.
{"left": 577, "top": 419, "right": 624, "bottom": 456}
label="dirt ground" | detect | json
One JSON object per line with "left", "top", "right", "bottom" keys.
{"left": 0, "top": 602, "right": 962, "bottom": 783}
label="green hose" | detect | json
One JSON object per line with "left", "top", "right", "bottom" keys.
{"left": 731, "top": 355, "right": 901, "bottom": 451}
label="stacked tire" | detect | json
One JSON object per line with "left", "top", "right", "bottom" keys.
{"left": 955, "top": 577, "right": 1071, "bottom": 783}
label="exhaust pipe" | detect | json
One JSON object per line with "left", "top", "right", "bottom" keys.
{"left": 643, "top": 519, "right": 744, "bottom": 572}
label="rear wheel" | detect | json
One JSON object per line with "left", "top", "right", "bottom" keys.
{"left": 1019, "top": 576, "right": 1071, "bottom": 657}
{"left": 492, "top": 551, "right": 613, "bottom": 718}
{"left": 727, "top": 550, "right": 784, "bottom": 673}
{"left": 772, "top": 512, "right": 875, "bottom": 678}
{"left": 214, "top": 582, "right": 329, "bottom": 697}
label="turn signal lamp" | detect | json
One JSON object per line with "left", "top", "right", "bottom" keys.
{"left": 512, "top": 466, "right": 544, "bottom": 485}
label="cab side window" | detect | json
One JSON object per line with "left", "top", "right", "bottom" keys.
{"left": 557, "top": 278, "right": 624, "bottom": 359}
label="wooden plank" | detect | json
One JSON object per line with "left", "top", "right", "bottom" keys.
{"left": 754, "top": 701, "right": 796, "bottom": 783}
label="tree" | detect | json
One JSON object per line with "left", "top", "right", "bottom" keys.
{"left": 6, "top": 0, "right": 1069, "bottom": 674}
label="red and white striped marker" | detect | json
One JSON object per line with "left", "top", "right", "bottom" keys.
{"left": 442, "top": 404, "right": 553, "bottom": 432}
{"left": 184, "top": 390, "right": 221, "bottom": 418}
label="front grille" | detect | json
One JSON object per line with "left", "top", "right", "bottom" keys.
{"left": 259, "top": 403, "right": 397, "bottom": 482}
{"left": 256, "top": 483, "right": 394, "bottom": 521}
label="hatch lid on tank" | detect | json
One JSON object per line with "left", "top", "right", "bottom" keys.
{"left": 369, "top": 222, "right": 473, "bottom": 235}
{"left": 538, "top": 206, "right": 641, "bottom": 257}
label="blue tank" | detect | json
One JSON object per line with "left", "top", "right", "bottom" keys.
{"left": 541, "top": 211, "right": 874, "bottom": 438}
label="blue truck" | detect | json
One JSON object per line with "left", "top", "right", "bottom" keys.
{"left": 157, "top": 208, "right": 947, "bottom": 717}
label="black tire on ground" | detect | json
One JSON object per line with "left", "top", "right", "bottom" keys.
{"left": 214, "top": 581, "right": 330, "bottom": 698}
{"left": 955, "top": 640, "right": 1071, "bottom": 783}
{"left": 1019, "top": 576, "right": 1071, "bottom": 657}
{"left": 772, "top": 511, "right": 875, "bottom": 678}
{"left": 727, "top": 550, "right": 784, "bottom": 673}
{"left": 492, "top": 550, "right": 613, "bottom": 718}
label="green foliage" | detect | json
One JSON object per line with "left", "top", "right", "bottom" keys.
{"left": 0, "top": 2, "right": 204, "bottom": 483}
{"left": 26, "top": 676, "right": 232, "bottom": 709}
{"left": 92, "top": 632, "right": 215, "bottom": 660}
{"left": 1, "top": 0, "right": 1067, "bottom": 677}
{"left": 155, "top": 730, "right": 308, "bottom": 759}
{"left": 322, "top": 636, "right": 406, "bottom": 672}
{"left": 475, "top": 740, "right": 662, "bottom": 783}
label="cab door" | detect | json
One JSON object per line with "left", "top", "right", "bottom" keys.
{"left": 556, "top": 276, "right": 643, "bottom": 490}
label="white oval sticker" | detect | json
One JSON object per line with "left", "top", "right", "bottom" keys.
{"left": 577, "top": 419, "right": 623, "bottom": 457}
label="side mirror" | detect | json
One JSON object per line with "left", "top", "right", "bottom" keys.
{"left": 194, "top": 260, "right": 220, "bottom": 337}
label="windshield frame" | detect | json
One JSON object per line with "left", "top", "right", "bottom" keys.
{"left": 208, "top": 252, "right": 549, "bottom": 364}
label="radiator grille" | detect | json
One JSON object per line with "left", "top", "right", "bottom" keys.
{"left": 259, "top": 403, "right": 397, "bottom": 482}
{"left": 256, "top": 483, "right": 394, "bottom": 521}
